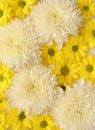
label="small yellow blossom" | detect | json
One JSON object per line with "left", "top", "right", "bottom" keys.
{"left": 62, "top": 35, "right": 88, "bottom": 61}
{"left": 77, "top": 0, "right": 95, "bottom": 18}
{"left": 8, "top": 0, "right": 38, "bottom": 18}
{"left": 78, "top": 55, "right": 95, "bottom": 83}
{"left": 6, "top": 108, "right": 32, "bottom": 130}
{"left": 31, "top": 114, "right": 62, "bottom": 130}
{"left": 81, "top": 19, "right": 95, "bottom": 47}
{"left": 53, "top": 57, "right": 79, "bottom": 86}
{"left": 0, "top": 0, "right": 12, "bottom": 25}
{"left": 40, "top": 41, "right": 64, "bottom": 68}
{"left": 0, "top": 63, "right": 13, "bottom": 94}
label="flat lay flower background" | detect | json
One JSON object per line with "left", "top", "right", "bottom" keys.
{"left": 0, "top": 0, "right": 95, "bottom": 130}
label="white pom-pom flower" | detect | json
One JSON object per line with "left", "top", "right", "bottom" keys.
{"left": 30, "top": 0, "right": 83, "bottom": 49}
{"left": 51, "top": 78, "right": 95, "bottom": 130}
{"left": 6, "top": 65, "right": 62, "bottom": 116}
{"left": 0, "top": 19, "right": 41, "bottom": 71}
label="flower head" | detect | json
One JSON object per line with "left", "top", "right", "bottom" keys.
{"left": 78, "top": 55, "right": 95, "bottom": 83}
{"left": 53, "top": 57, "right": 79, "bottom": 86}
{"left": 30, "top": 0, "right": 83, "bottom": 49}
{"left": 0, "top": 19, "right": 41, "bottom": 71}
{"left": 0, "top": 0, "right": 12, "bottom": 25}
{"left": 62, "top": 35, "right": 88, "bottom": 61}
{"left": 0, "top": 63, "right": 13, "bottom": 94}
{"left": 81, "top": 19, "right": 95, "bottom": 47}
{"left": 31, "top": 114, "right": 61, "bottom": 130}
{"left": 6, "top": 65, "right": 61, "bottom": 116}
{"left": 40, "top": 40, "right": 64, "bottom": 68}
{"left": 77, "top": 0, "right": 95, "bottom": 18}
{"left": 8, "top": 0, "right": 37, "bottom": 18}
{"left": 6, "top": 108, "right": 32, "bottom": 130}
{"left": 51, "top": 78, "right": 95, "bottom": 130}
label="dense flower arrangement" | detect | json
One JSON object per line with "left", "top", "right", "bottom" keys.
{"left": 0, "top": 0, "right": 95, "bottom": 130}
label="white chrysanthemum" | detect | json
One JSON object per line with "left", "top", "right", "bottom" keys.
{"left": 51, "top": 78, "right": 95, "bottom": 130}
{"left": 6, "top": 65, "right": 62, "bottom": 116}
{"left": 0, "top": 19, "right": 41, "bottom": 71}
{"left": 30, "top": 0, "right": 83, "bottom": 49}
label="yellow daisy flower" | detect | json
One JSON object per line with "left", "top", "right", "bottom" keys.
{"left": 62, "top": 35, "right": 88, "bottom": 61}
{"left": 0, "top": 0, "right": 12, "bottom": 26}
{"left": 6, "top": 108, "right": 32, "bottom": 130}
{"left": 0, "top": 112, "right": 6, "bottom": 130}
{"left": 78, "top": 55, "right": 95, "bottom": 83}
{"left": 40, "top": 41, "right": 64, "bottom": 68}
{"left": 0, "top": 63, "right": 13, "bottom": 94}
{"left": 53, "top": 57, "right": 79, "bottom": 86}
{"left": 0, "top": 94, "right": 7, "bottom": 112}
{"left": 31, "top": 114, "right": 61, "bottom": 130}
{"left": 81, "top": 19, "right": 95, "bottom": 47}
{"left": 8, "top": 0, "right": 37, "bottom": 18}
{"left": 77, "top": 0, "right": 95, "bottom": 18}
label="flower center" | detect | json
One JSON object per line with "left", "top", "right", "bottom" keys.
{"left": 0, "top": 99, "right": 2, "bottom": 103}
{"left": 61, "top": 85, "right": 66, "bottom": 92}
{"left": 61, "top": 66, "right": 70, "bottom": 76}
{"left": 92, "top": 30, "right": 95, "bottom": 37}
{"left": 0, "top": 74, "right": 4, "bottom": 81}
{"left": 72, "top": 45, "right": 79, "bottom": 52}
{"left": 40, "top": 120, "right": 48, "bottom": 128}
{"left": 48, "top": 49, "right": 55, "bottom": 56}
{"left": 0, "top": 10, "right": 4, "bottom": 17}
{"left": 86, "top": 64, "right": 93, "bottom": 72}
{"left": 83, "top": 5, "right": 89, "bottom": 11}
{"left": 18, "top": 1, "right": 26, "bottom": 8}
{"left": 18, "top": 111, "right": 26, "bottom": 121}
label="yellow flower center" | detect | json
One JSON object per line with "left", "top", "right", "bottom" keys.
{"left": 61, "top": 66, "right": 70, "bottom": 76}
{"left": 83, "top": 5, "right": 89, "bottom": 11}
{"left": 18, "top": 1, "right": 26, "bottom": 8}
{"left": 86, "top": 64, "right": 93, "bottom": 72}
{"left": 18, "top": 111, "right": 26, "bottom": 121}
{"left": 0, "top": 10, "right": 4, "bottom": 17}
{"left": 0, "top": 74, "right": 4, "bottom": 81}
{"left": 72, "top": 45, "right": 79, "bottom": 52}
{"left": 92, "top": 30, "right": 95, "bottom": 37}
{"left": 40, "top": 120, "right": 48, "bottom": 128}
{"left": 48, "top": 49, "right": 55, "bottom": 56}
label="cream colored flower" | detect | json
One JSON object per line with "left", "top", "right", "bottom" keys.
{"left": 51, "top": 78, "right": 95, "bottom": 130}
{"left": 6, "top": 65, "right": 62, "bottom": 116}
{"left": 0, "top": 19, "right": 41, "bottom": 71}
{"left": 30, "top": 0, "right": 83, "bottom": 49}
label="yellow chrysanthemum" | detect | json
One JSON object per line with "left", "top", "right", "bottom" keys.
{"left": 53, "top": 57, "right": 79, "bottom": 86}
{"left": 0, "top": 0, "right": 12, "bottom": 25}
{"left": 77, "top": 0, "right": 95, "bottom": 18}
{"left": 40, "top": 41, "right": 64, "bottom": 68}
{"left": 78, "top": 55, "right": 95, "bottom": 83}
{"left": 81, "top": 19, "right": 95, "bottom": 47}
{"left": 0, "top": 63, "right": 13, "bottom": 94}
{"left": 0, "top": 112, "right": 6, "bottom": 130}
{"left": 8, "top": 0, "right": 37, "bottom": 18}
{"left": 31, "top": 114, "right": 61, "bottom": 130}
{"left": 62, "top": 35, "right": 88, "bottom": 61}
{"left": 6, "top": 108, "right": 32, "bottom": 130}
{"left": 0, "top": 94, "right": 7, "bottom": 112}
